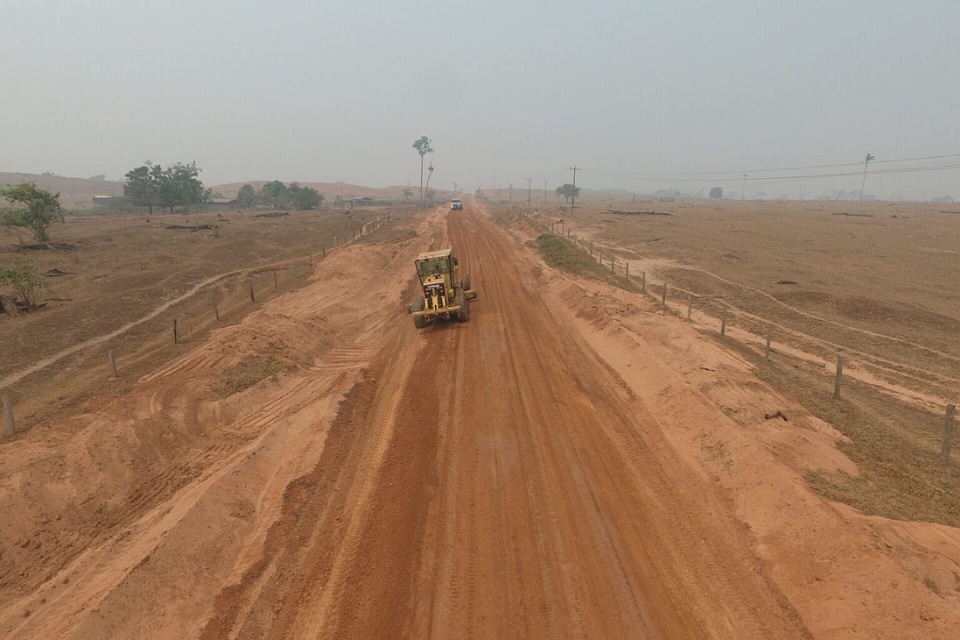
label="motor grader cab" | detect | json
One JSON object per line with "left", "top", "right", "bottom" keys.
{"left": 411, "top": 248, "right": 476, "bottom": 328}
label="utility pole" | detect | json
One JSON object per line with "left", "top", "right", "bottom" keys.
{"left": 509, "top": 183, "right": 513, "bottom": 203}
{"left": 527, "top": 178, "right": 532, "bottom": 207}
{"left": 543, "top": 180, "right": 548, "bottom": 206}
{"left": 859, "top": 153, "right": 875, "bottom": 201}
{"left": 742, "top": 174, "right": 747, "bottom": 200}
{"left": 570, "top": 166, "right": 580, "bottom": 209}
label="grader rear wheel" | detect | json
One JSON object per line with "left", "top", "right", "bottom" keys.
{"left": 456, "top": 290, "right": 469, "bottom": 322}
{"left": 412, "top": 296, "right": 428, "bottom": 328}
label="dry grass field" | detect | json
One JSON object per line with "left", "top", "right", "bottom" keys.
{"left": 509, "top": 195, "right": 960, "bottom": 525}
{"left": 0, "top": 203, "right": 418, "bottom": 432}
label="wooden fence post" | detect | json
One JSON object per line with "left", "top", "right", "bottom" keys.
{"left": 833, "top": 356, "right": 844, "bottom": 400}
{"left": 765, "top": 324, "right": 773, "bottom": 360}
{"left": 173, "top": 318, "right": 179, "bottom": 344}
{"left": 687, "top": 294, "right": 693, "bottom": 320}
{"left": 273, "top": 268, "right": 278, "bottom": 290}
{"left": 213, "top": 294, "right": 220, "bottom": 321}
{"left": 641, "top": 272, "right": 646, "bottom": 293}
{"left": 720, "top": 304, "right": 728, "bottom": 336}
{"left": 626, "top": 262, "right": 629, "bottom": 279}
{"left": 293, "top": 261, "right": 299, "bottom": 280}
{"left": 322, "top": 244, "right": 326, "bottom": 258}
{"left": 249, "top": 277, "right": 255, "bottom": 302}
{"left": 3, "top": 396, "right": 15, "bottom": 435}
{"left": 661, "top": 282, "right": 667, "bottom": 306}
{"left": 108, "top": 350, "right": 118, "bottom": 378}
{"left": 941, "top": 404, "right": 957, "bottom": 463}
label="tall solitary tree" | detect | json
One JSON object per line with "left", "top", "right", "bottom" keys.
{"left": 0, "top": 182, "right": 64, "bottom": 244}
{"left": 412, "top": 136, "right": 433, "bottom": 201}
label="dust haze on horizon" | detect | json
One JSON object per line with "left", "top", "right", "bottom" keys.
{"left": 3, "top": 0, "right": 960, "bottom": 201}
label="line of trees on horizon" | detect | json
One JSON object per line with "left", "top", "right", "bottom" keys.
{"left": 235, "top": 181, "right": 324, "bottom": 210}
{"left": 124, "top": 161, "right": 209, "bottom": 214}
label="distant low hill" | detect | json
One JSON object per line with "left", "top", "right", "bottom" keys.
{"left": 0, "top": 172, "right": 441, "bottom": 210}
{"left": 0, "top": 172, "right": 123, "bottom": 210}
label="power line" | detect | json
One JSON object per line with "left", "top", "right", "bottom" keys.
{"left": 584, "top": 161, "right": 960, "bottom": 184}
{"left": 583, "top": 153, "right": 960, "bottom": 179}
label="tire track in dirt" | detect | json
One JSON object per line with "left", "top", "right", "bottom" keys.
{"left": 0, "top": 220, "right": 433, "bottom": 639}
{"left": 201, "top": 204, "right": 812, "bottom": 638}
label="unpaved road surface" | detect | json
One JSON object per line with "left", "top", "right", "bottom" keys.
{"left": 2, "top": 204, "right": 959, "bottom": 638}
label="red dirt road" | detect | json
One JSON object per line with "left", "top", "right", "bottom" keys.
{"left": 2, "top": 203, "right": 959, "bottom": 638}
{"left": 198, "top": 209, "right": 808, "bottom": 639}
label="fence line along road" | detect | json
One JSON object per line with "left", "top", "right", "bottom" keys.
{"left": 0, "top": 219, "right": 388, "bottom": 394}
{"left": 520, "top": 211, "right": 957, "bottom": 418}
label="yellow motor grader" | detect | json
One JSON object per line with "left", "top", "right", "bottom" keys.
{"left": 411, "top": 248, "right": 476, "bottom": 328}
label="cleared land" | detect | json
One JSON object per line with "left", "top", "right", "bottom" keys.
{"left": 1, "top": 194, "right": 959, "bottom": 638}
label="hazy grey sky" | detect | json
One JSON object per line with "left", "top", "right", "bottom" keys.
{"left": 3, "top": 0, "right": 960, "bottom": 199}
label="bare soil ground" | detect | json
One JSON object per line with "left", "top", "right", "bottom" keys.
{"left": 1, "top": 198, "right": 959, "bottom": 638}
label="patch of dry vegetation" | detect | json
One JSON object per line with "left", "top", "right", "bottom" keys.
{"left": 741, "top": 341, "right": 960, "bottom": 526}
{"left": 213, "top": 355, "right": 292, "bottom": 398}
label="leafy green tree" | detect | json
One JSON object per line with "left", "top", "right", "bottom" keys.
{"left": 237, "top": 184, "right": 256, "bottom": 208}
{"left": 555, "top": 183, "right": 580, "bottom": 206}
{"left": 124, "top": 162, "right": 161, "bottom": 213}
{"left": 158, "top": 162, "right": 207, "bottom": 213}
{"left": 259, "top": 180, "right": 287, "bottom": 205}
{"left": 403, "top": 188, "right": 413, "bottom": 200}
{"left": 0, "top": 182, "right": 64, "bottom": 244}
{"left": 292, "top": 187, "right": 323, "bottom": 209}
{"left": 0, "top": 255, "right": 45, "bottom": 308}
{"left": 125, "top": 161, "right": 208, "bottom": 213}
{"left": 709, "top": 187, "right": 723, "bottom": 199}
{"left": 412, "top": 136, "right": 433, "bottom": 201}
